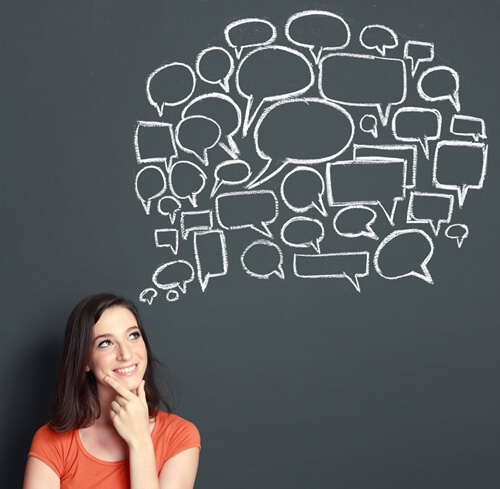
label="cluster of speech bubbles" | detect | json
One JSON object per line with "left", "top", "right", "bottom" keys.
{"left": 133, "top": 10, "right": 488, "bottom": 302}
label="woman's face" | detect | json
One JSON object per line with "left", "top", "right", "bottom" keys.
{"left": 85, "top": 306, "right": 148, "bottom": 400}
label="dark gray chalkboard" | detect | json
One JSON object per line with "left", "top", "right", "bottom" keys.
{"left": 2, "top": 0, "right": 499, "bottom": 487}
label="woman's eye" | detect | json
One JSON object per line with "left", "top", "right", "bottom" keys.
{"left": 129, "top": 331, "right": 141, "bottom": 340}
{"left": 98, "top": 340, "right": 111, "bottom": 348}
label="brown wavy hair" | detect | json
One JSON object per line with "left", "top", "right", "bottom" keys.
{"left": 49, "top": 293, "right": 174, "bottom": 432}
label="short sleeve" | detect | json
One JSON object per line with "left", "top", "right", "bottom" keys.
{"left": 28, "top": 424, "right": 69, "bottom": 478}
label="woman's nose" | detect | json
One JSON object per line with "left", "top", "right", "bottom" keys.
{"left": 117, "top": 343, "right": 132, "bottom": 360}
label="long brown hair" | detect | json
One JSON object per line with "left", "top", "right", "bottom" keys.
{"left": 50, "top": 293, "right": 174, "bottom": 432}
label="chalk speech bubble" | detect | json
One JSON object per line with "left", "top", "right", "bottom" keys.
{"left": 293, "top": 252, "right": 370, "bottom": 292}
{"left": 280, "top": 166, "right": 327, "bottom": 217}
{"left": 417, "top": 65, "right": 460, "bottom": 112}
{"left": 169, "top": 160, "right": 207, "bottom": 208}
{"left": 236, "top": 45, "right": 315, "bottom": 136}
{"left": 404, "top": 41, "right": 434, "bottom": 77}
{"left": 333, "top": 205, "right": 379, "bottom": 240}
{"left": 180, "top": 210, "right": 213, "bottom": 240}
{"left": 432, "top": 140, "right": 488, "bottom": 207}
{"left": 406, "top": 191, "right": 455, "bottom": 236}
{"left": 196, "top": 46, "right": 235, "bottom": 93}
{"left": 360, "top": 24, "right": 398, "bottom": 57}
{"left": 139, "top": 288, "right": 158, "bottom": 306}
{"left": 281, "top": 216, "right": 325, "bottom": 253}
{"left": 224, "top": 18, "right": 277, "bottom": 59}
{"left": 157, "top": 196, "right": 181, "bottom": 225}
{"left": 445, "top": 223, "right": 469, "bottom": 248}
{"left": 241, "top": 239, "right": 285, "bottom": 279}
{"left": 146, "top": 62, "right": 196, "bottom": 118}
{"left": 374, "top": 228, "right": 434, "bottom": 284}
{"left": 326, "top": 158, "right": 407, "bottom": 225}
{"left": 285, "top": 10, "right": 351, "bottom": 64}
{"left": 134, "top": 121, "right": 177, "bottom": 168}
{"left": 319, "top": 53, "right": 407, "bottom": 125}
{"left": 250, "top": 97, "right": 354, "bottom": 188}
{"left": 194, "top": 230, "right": 228, "bottom": 291}
{"left": 360, "top": 114, "right": 379, "bottom": 139}
{"left": 215, "top": 190, "right": 279, "bottom": 238}
{"left": 211, "top": 159, "right": 251, "bottom": 197}
{"left": 152, "top": 260, "right": 195, "bottom": 294}
{"left": 450, "top": 115, "right": 487, "bottom": 141}
{"left": 135, "top": 165, "right": 167, "bottom": 214}
{"left": 154, "top": 228, "right": 179, "bottom": 255}
{"left": 392, "top": 107, "right": 442, "bottom": 159}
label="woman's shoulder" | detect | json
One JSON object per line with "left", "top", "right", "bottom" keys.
{"left": 32, "top": 422, "right": 74, "bottom": 444}
{"left": 154, "top": 410, "right": 199, "bottom": 433}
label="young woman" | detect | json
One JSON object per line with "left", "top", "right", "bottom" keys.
{"left": 23, "top": 293, "right": 200, "bottom": 489}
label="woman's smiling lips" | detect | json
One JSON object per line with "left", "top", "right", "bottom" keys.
{"left": 113, "top": 364, "right": 138, "bottom": 376}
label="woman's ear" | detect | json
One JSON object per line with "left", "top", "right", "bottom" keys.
{"left": 85, "top": 365, "right": 91, "bottom": 372}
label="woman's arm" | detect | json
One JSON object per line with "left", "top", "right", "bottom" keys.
{"left": 158, "top": 447, "right": 200, "bottom": 489}
{"left": 23, "top": 456, "right": 60, "bottom": 489}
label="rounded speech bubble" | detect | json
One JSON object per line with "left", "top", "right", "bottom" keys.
{"left": 445, "top": 223, "right": 469, "bottom": 248}
{"left": 359, "top": 24, "right": 398, "bottom": 57}
{"left": 196, "top": 46, "right": 235, "bottom": 93}
{"left": 139, "top": 288, "right": 158, "bottom": 306}
{"left": 417, "top": 65, "right": 460, "bottom": 112}
{"left": 333, "top": 205, "right": 379, "bottom": 240}
{"left": 157, "top": 195, "right": 181, "bottom": 224}
{"left": 152, "top": 260, "right": 195, "bottom": 294}
{"left": 281, "top": 217, "right": 325, "bottom": 253}
{"left": 360, "top": 114, "right": 378, "bottom": 139}
{"left": 169, "top": 160, "right": 207, "bottom": 208}
{"left": 135, "top": 165, "right": 167, "bottom": 215}
{"left": 224, "top": 18, "right": 277, "bottom": 59}
{"left": 210, "top": 159, "right": 251, "bottom": 197}
{"left": 240, "top": 239, "right": 285, "bottom": 279}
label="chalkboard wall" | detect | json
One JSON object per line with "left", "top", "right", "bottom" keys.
{"left": 2, "top": 0, "right": 499, "bottom": 487}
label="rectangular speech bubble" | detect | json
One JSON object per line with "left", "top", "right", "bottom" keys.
{"left": 194, "top": 230, "right": 228, "bottom": 292}
{"left": 134, "top": 121, "right": 177, "bottom": 168}
{"left": 180, "top": 210, "right": 213, "bottom": 239}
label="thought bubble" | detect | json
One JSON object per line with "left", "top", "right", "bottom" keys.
{"left": 404, "top": 41, "right": 434, "bottom": 77}
{"left": 146, "top": 62, "right": 196, "bottom": 118}
{"left": 333, "top": 205, "right": 379, "bottom": 240}
{"left": 157, "top": 196, "right": 181, "bottom": 224}
{"left": 445, "top": 223, "right": 469, "bottom": 248}
{"left": 450, "top": 115, "right": 487, "bottom": 141}
{"left": 139, "top": 288, "right": 158, "bottom": 305}
{"left": 280, "top": 166, "right": 327, "bottom": 217}
{"left": 135, "top": 165, "right": 167, "bottom": 214}
{"left": 374, "top": 228, "right": 434, "bottom": 284}
{"left": 241, "top": 240, "right": 285, "bottom": 279}
{"left": 251, "top": 97, "right": 354, "bottom": 188}
{"left": 152, "top": 260, "right": 195, "bottom": 294}
{"left": 180, "top": 210, "right": 213, "bottom": 239}
{"left": 359, "top": 24, "right": 398, "bottom": 57}
{"left": 196, "top": 46, "right": 235, "bottom": 92}
{"left": 154, "top": 228, "right": 179, "bottom": 254}
{"left": 224, "top": 18, "right": 277, "bottom": 59}
{"left": 134, "top": 121, "right": 177, "bottom": 168}
{"left": 392, "top": 107, "right": 442, "bottom": 159}
{"left": 360, "top": 114, "right": 379, "bottom": 138}
{"left": 236, "top": 46, "right": 315, "bottom": 136}
{"left": 417, "top": 65, "right": 460, "bottom": 112}
{"left": 169, "top": 160, "right": 207, "bottom": 208}
{"left": 215, "top": 190, "right": 279, "bottom": 238}
{"left": 281, "top": 217, "right": 325, "bottom": 253}
{"left": 194, "top": 230, "right": 228, "bottom": 291}
{"left": 211, "top": 159, "right": 251, "bottom": 197}
{"left": 285, "top": 10, "right": 350, "bottom": 63}
{"left": 319, "top": 53, "right": 407, "bottom": 125}
{"left": 406, "top": 191, "right": 454, "bottom": 236}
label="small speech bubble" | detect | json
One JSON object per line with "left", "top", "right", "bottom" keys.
{"left": 406, "top": 191, "right": 454, "bottom": 236}
{"left": 333, "top": 205, "right": 379, "bottom": 240}
{"left": 139, "top": 288, "right": 158, "bottom": 305}
{"left": 445, "top": 223, "right": 469, "bottom": 248}
{"left": 241, "top": 239, "right": 285, "bottom": 279}
{"left": 392, "top": 107, "right": 442, "bottom": 159}
{"left": 360, "top": 114, "right": 379, "bottom": 139}
{"left": 450, "top": 114, "right": 487, "bottom": 142}
{"left": 135, "top": 165, "right": 167, "bottom": 214}
{"left": 359, "top": 24, "right": 398, "bottom": 57}
{"left": 146, "top": 62, "right": 196, "bottom": 118}
{"left": 224, "top": 18, "right": 277, "bottom": 59}
{"left": 281, "top": 216, "right": 325, "bottom": 253}
{"left": 134, "top": 121, "right": 177, "bottom": 169}
{"left": 194, "top": 230, "right": 228, "bottom": 291}
{"left": 215, "top": 190, "right": 279, "bottom": 238}
{"left": 157, "top": 196, "right": 181, "bottom": 225}
{"left": 374, "top": 228, "right": 434, "bottom": 284}
{"left": 404, "top": 41, "right": 434, "bottom": 77}
{"left": 180, "top": 210, "right": 213, "bottom": 240}
{"left": 196, "top": 46, "right": 235, "bottom": 92}
{"left": 169, "top": 160, "right": 207, "bottom": 208}
{"left": 211, "top": 159, "right": 251, "bottom": 197}
{"left": 154, "top": 228, "right": 179, "bottom": 254}
{"left": 280, "top": 166, "right": 327, "bottom": 217}
{"left": 152, "top": 260, "right": 195, "bottom": 294}
{"left": 285, "top": 10, "right": 350, "bottom": 63}
{"left": 417, "top": 65, "right": 460, "bottom": 112}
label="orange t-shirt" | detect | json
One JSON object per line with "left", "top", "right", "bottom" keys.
{"left": 28, "top": 411, "right": 200, "bottom": 488}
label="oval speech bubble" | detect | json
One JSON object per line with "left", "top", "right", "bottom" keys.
{"left": 445, "top": 223, "right": 469, "bottom": 248}
{"left": 240, "top": 239, "right": 285, "bottom": 279}
{"left": 135, "top": 165, "right": 167, "bottom": 214}
{"left": 224, "top": 18, "right": 277, "bottom": 59}
{"left": 157, "top": 195, "right": 181, "bottom": 224}
{"left": 211, "top": 159, "right": 251, "bottom": 197}
{"left": 152, "top": 260, "right": 195, "bottom": 294}
{"left": 281, "top": 216, "right": 325, "bottom": 253}
{"left": 196, "top": 46, "right": 235, "bottom": 93}
{"left": 360, "top": 114, "right": 379, "bottom": 139}
{"left": 417, "top": 65, "right": 460, "bottom": 112}
{"left": 359, "top": 24, "right": 398, "bottom": 57}
{"left": 333, "top": 205, "right": 379, "bottom": 240}
{"left": 169, "top": 160, "right": 207, "bottom": 208}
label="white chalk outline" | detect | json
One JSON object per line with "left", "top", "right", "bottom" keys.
{"left": 134, "top": 165, "right": 168, "bottom": 215}
{"left": 359, "top": 24, "right": 398, "bottom": 57}
{"left": 224, "top": 18, "right": 278, "bottom": 59}
{"left": 280, "top": 216, "right": 325, "bottom": 253}
{"left": 360, "top": 114, "right": 379, "bottom": 139}
{"left": 417, "top": 65, "right": 460, "bottom": 112}
{"left": 333, "top": 205, "right": 379, "bottom": 240}
{"left": 180, "top": 210, "right": 214, "bottom": 240}
{"left": 210, "top": 159, "right": 252, "bottom": 197}
{"left": 139, "top": 288, "right": 158, "bottom": 305}
{"left": 445, "top": 223, "right": 469, "bottom": 248}
{"left": 152, "top": 260, "right": 195, "bottom": 294}
{"left": 157, "top": 195, "right": 181, "bottom": 225}
{"left": 450, "top": 114, "right": 487, "bottom": 142}
{"left": 154, "top": 228, "right": 179, "bottom": 254}
{"left": 406, "top": 191, "right": 455, "bottom": 236}
{"left": 193, "top": 230, "right": 228, "bottom": 291}
{"left": 134, "top": 121, "right": 178, "bottom": 167}
{"left": 168, "top": 160, "right": 208, "bottom": 208}
{"left": 195, "top": 46, "right": 235, "bottom": 93}
{"left": 241, "top": 239, "right": 285, "bottom": 279}
{"left": 403, "top": 40, "right": 434, "bottom": 77}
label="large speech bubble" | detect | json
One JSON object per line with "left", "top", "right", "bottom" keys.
{"left": 152, "top": 260, "right": 195, "bottom": 294}
{"left": 194, "top": 230, "right": 228, "bottom": 291}
{"left": 135, "top": 165, "right": 167, "bottom": 214}
{"left": 417, "top": 65, "right": 460, "bottom": 112}
{"left": 359, "top": 24, "right": 398, "bottom": 57}
{"left": 319, "top": 53, "right": 407, "bottom": 125}
{"left": 236, "top": 46, "right": 315, "bottom": 136}
{"left": 224, "top": 18, "right": 277, "bottom": 59}
{"left": 285, "top": 10, "right": 350, "bottom": 63}
{"left": 404, "top": 40, "right": 434, "bottom": 77}
{"left": 134, "top": 121, "right": 177, "bottom": 168}
{"left": 211, "top": 159, "right": 251, "bottom": 197}
{"left": 241, "top": 239, "right": 285, "bottom": 279}
{"left": 406, "top": 191, "right": 455, "bottom": 236}
{"left": 215, "top": 190, "right": 279, "bottom": 238}
{"left": 450, "top": 114, "right": 487, "bottom": 142}
{"left": 168, "top": 160, "right": 207, "bottom": 208}
{"left": 333, "top": 205, "right": 379, "bottom": 240}
{"left": 445, "top": 223, "right": 469, "bottom": 248}
{"left": 157, "top": 195, "right": 181, "bottom": 224}
{"left": 250, "top": 97, "right": 354, "bottom": 188}
{"left": 196, "top": 46, "right": 235, "bottom": 93}
{"left": 280, "top": 216, "right": 325, "bottom": 253}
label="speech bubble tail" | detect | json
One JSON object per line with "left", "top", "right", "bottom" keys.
{"left": 428, "top": 221, "right": 441, "bottom": 236}
{"left": 140, "top": 199, "right": 152, "bottom": 215}
{"left": 220, "top": 78, "right": 230, "bottom": 93}
{"left": 370, "top": 127, "right": 379, "bottom": 139}
{"left": 275, "top": 265, "right": 285, "bottom": 280}
{"left": 199, "top": 274, "right": 211, "bottom": 292}
{"left": 234, "top": 47, "right": 244, "bottom": 60}
{"left": 309, "top": 46, "right": 323, "bottom": 65}
{"left": 312, "top": 195, "right": 328, "bottom": 217}
{"left": 379, "top": 200, "right": 398, "bottom": 226}
{"left": 450, "top": 93, "right": 461, "bottom": 112}
{"left": 242, "top": 97, "right": 264, "bottom": 139}
{"left": 365, "top": 226, "right": 379, "bottom": 240}
{"left": 227, "top": 136, "right": 240, "bottom": 156}
{"left": 376, "top": 104, "right": 392, "bottom": 126}
{"left": 375, "top": 46, "right": 386, "bottom": 57}
{"left": 168, "top": 211, "right": 178, "bottom": 226}
{"left": 311, "top": 240, "right": 321, "bottom": 254}
{"left": 247, "top": 159, "right": 288, "bottom": 189}
{"left": 419, "top": 137, "right": 431, "bottom": 159}
{"left": 218, "top": 141, "right": 239, "bottom": 159}
{"left": 344, "top": 273, "right": 362, "bottom": 293}
{"left": 210, "top": 179, "right": 222, "bottom": 198}
{"left": 455, "top": 236, "right": 466, "bottom": 248}
{"left": 410, "top": 60, "right": 419, "bottom": 78}
{"left": 251, "top": 223, "right": 274, "bottom": 239}
{"left": 178, "top": 282, "right": 188, "bottom": 294}
{"left": 413, "top": 265, "right": 434, "bottom": 285}
{"left": 188, "top": 194, "right": 198, "bottom": 208}
{"left": 154, "top": 103, "right": 164, "bottom": 118}
{"left": 457, "top": 186, "right": 468, "bottom": 208}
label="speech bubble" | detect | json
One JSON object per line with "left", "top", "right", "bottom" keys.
{"left": 250, "top": 97, "right": 354, "bottom": 188}
{"left": 445, "top": 223, "right": 469, "bottom": 248}
{"left": 180, "top": 210, "right": 213, "bottom": 239}
{"left": 241, "top": 239, "right": 285, "bottom": 279}
{"left": 135, "top": 165, "right": 167, "bottom": 214}
{"left": 215, "top": 190, "right": 279, "bottom": 238}
{"left": 169, "top": 160, "right": 207, "bottom": 208}
{"left": 293, "top": 252, "right": 370, "bottom": 292}
{"left": 211, "top": 159, "right": 251, "bottom": 197}
{"left": 326, "top": 158, "right": 407, "bottom": 225}
{"left": 432, "top": 141, "right": 488, "bottom": 207}
{"left": 175, "top": 115, "right": 221, "bottom": 167}
{"left": 194, "top": 230, "right": 228, "bottom": 291}
{"left": 134, "top": 121, "right": 177, "bottom": 169}
{"left": 359, "top": 24, "right": 398, "bottom": 57}
{"left": 319, "top": 53, "right": 407, "bottom": 125}
{"left": 333, "top": 205, "right": 379, "bottom": 240}
{"left": 224, "top": 18, "right": 277, "bottom": 59}
{"left": 152, "top": 260, "right": 195, "bottom": 294}
{"left": 280, "top": 166, "right": 327, "bottom": 217}
{"left": 417, "top": 65, "right": 460, "bottom": 112}
{"left": 406, "top": 191, "right": 455, "bottom": 236}
{"left": 154, "top": 228, "right": 179, "bottom": 254}
{"left": 196, "top": 46, "right": 235, "bottom": 92}
{"left": 450, "top": 114, "right": 487, "bottom": 141}
{"left": 392, "top": 107, "right": 442, "bottom": 159}
{"left": 139, "top": 288, "right": 158, "bottom": 305}
{"left": 146, "top": 62, "right": 196, "bottom": 118}
{"left": 404, "top": 41, "right": 434, "bottom": 77}
{"left": 360, "top": 114, "right": 379, "bottom": 139}
{"left": 157, "top": 196, "right": 181, "bottom": 225}
{"left": 374, "top": 228, "right": 434, "bottom": 284}
{"left": 280, "top": 217, "right": 325, "bottom": 253}
{"left": 236, "top": 46, "right": 315, "bottom": 136}
{"left": 285, "top": 10, "right": 350, "bottom": 63}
